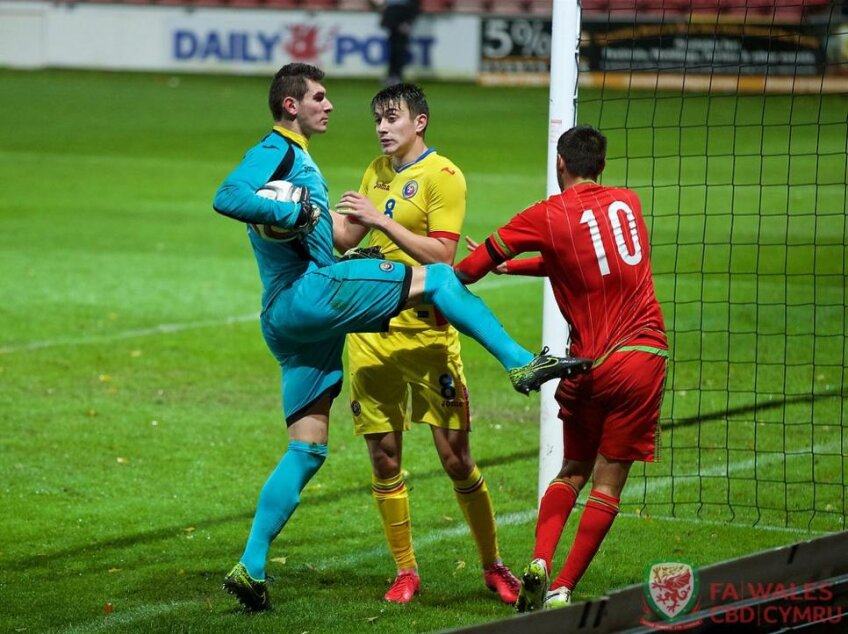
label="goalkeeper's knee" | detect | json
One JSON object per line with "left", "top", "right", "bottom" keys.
{"left": 423, "top": 262, "right": 463, "bottom": 304}
{"left": 287, "top": 440, "right": 328, "bottom": 492}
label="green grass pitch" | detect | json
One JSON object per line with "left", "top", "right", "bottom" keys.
{"left": 0, "top": 69, "right": 845, "bottom": 632}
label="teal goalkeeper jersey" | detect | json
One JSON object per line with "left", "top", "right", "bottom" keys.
{"left": 213, "top": 127, "right": 336, "bottom": 309}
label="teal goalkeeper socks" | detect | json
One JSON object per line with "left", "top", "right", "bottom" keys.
{"left": 241, "top": 440, "right": 328, "bottom": 580}
{"left": 423, "top": 263, "right": 533, "bottom": 370}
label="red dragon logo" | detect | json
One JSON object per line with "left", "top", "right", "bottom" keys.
{"left": 643, "top": 561, "right": 700, "bottom": 626}
{"left": 283, "top": 24, "right": 334, "bottom": 61}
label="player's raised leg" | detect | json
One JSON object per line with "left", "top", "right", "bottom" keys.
{"left": 405, "top": 264, "right": 591, "bottom": 393}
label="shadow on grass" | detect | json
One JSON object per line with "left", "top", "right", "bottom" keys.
{"left": 670, "top": 386, "right": 845, "bottom": 429}
{"left": 10, "top": 446, "right": 538, "bottom": 570}
{"left": 13, "top": 386, "right": 844, "bottom": 569}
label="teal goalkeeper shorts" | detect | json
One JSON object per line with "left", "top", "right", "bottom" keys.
{"left": 260, "top": 259, "right": 412, "bottom": 424}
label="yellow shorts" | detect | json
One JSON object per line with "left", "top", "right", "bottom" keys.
{"left": 348, "top": 327, "right": 470, "bottom": 436}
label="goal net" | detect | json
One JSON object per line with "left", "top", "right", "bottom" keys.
{"left": 562, "top": 0, "right": 847, "bottom": 531}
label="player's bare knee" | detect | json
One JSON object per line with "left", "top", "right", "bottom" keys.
{"left": 560, "top": 458, "right": 593, "bottom": 482}
{"left": 406, "top": 262, "right": 464, "bottom": 310}
{"left": 403, "top": 266, "right": 428, "bottom": 308}
{"left": 592, "top": 455, "right": 633, "bottom": 496}
{"left": 554, "top": 474, "right": 588, "bottom": 492}
{"left": 371, "top": 454, "right": 402, "bottom": 479}
{"left": 442, "top": 455, "right": 474, "bottom": 481}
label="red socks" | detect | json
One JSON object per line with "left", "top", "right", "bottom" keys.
{"left": 532, "top": 480, "right": 579, "bottom": 571}
{"left": 552, "top": 489, "right": 619, "bottom": 591}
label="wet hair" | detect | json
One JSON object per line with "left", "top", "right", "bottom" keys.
{"left": 269, "top": 63, "right": 325, "bottom": 121}
{"left": 370, "top": 83, "right": 429, "bottom": 132}
{"left": 557, "top": 125, "right": 607, "bottom": 180}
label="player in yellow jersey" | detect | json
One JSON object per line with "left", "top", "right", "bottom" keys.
{"left": 332, "top": 83, "right": 520, "bottom": 605}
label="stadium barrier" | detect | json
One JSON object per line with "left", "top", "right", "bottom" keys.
{"left": 446, "top": 530, "right": 848, "bottom": 633}
{"left": 480, "top": 7, "right": 848, "bottom": 93}
{"left": 1, "top": 0, "right": 844, "bottom": 91}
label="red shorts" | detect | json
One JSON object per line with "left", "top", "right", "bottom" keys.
{"left": 557, "top": 349, "right": 667, "bottom": 463}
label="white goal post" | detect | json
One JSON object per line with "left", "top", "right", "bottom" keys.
{"left": 539, "top": 0, "right": 581, "bottom": 503}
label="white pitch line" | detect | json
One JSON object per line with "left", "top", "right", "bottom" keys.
{"left": 0, "top": 314, "right": 259, "bottom": 355}
{"left": 53, "top": 491, "right": 831, "bottom": 632}
{"left": 0, "top": 276, "right": 540, "bottom": 355}
{"left": 58, "top": 601, "right": 196, "bottom": 634}
{"left": 324, "top": 501, "right": 831, "bottom": 573}
{"left": 616, "top": 511, "right": 833, "bottom": 536}
{"left": 321, "top": 509, "right": 539, "bottom": 571}
{"left": 632, "top": 437, "right": 844, "bottom": 498}
{"left": 326, "top": 440, "right": 843, "bottom": 570}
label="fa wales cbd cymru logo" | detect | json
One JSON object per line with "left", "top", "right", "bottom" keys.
{"left": 642, "top": 561, "right": 702, "bottom": 630}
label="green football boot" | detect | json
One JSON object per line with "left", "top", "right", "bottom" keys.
{"left": 515, "top": 558, "right": 549, "bottom": 613}
{"left": 509, "top": 348, "right": 593, "bottom": 395}
{"left": 223, "top": 562, "right": 270, "bottom": 612}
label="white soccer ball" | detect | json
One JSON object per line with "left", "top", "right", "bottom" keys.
{"left": 251, "top": 180, "right": 306, "bottom": 242}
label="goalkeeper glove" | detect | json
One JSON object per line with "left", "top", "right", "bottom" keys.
{"left": 338, "top": 246, "right": 385, "bottom": 262}
{"left": 291, "top": 187, "right": 321, "bottom": 235}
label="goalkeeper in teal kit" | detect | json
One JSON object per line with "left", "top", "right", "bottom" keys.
{"left": 212, "top": 63, "right": 591, "bottom": 612}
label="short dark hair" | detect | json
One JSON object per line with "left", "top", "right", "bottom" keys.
{"left": 557, "top": 125, "right": 607, "bottom": 180}
{"left": 268, "top": 63, "right": 325, "bottom": 121}
{"left": 371, "top": 83, "right": 429, "bottom": 131}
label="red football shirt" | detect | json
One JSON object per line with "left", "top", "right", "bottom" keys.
{"left": 457, "top": 182, "right": 666, "bottom": 360}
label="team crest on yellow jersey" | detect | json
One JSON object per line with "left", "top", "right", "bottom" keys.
{"left": 402, "top": 180, "right": 419, "bottom": 199}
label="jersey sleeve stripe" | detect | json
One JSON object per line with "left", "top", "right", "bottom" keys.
{"left": 484, "top": 237, "right": 507, "bottom": 264}
{"left": 428, "top": 231, "right": 460, "bottom": 241}
{"left": 491, "top": 231, "right": 515, "bottom": 258}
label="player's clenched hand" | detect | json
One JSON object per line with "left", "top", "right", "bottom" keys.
{"left": 293, "top": 187, "right": 321, "bottom": 234}
{"left": 465, "top": 235, "right": 507, "bottom": 274}
{"left": 335, "top": 191, "right": 388, "bottom": 230}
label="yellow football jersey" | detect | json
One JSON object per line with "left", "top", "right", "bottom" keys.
{"left": 358, "top": 148, "right": 467, "bottom": 331}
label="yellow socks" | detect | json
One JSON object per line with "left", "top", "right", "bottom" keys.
{"left": 372, "top": 473, "right": 417, "bottom": 571}
{"left": 453, "top": 465, "right": 499, "bottom": 567}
